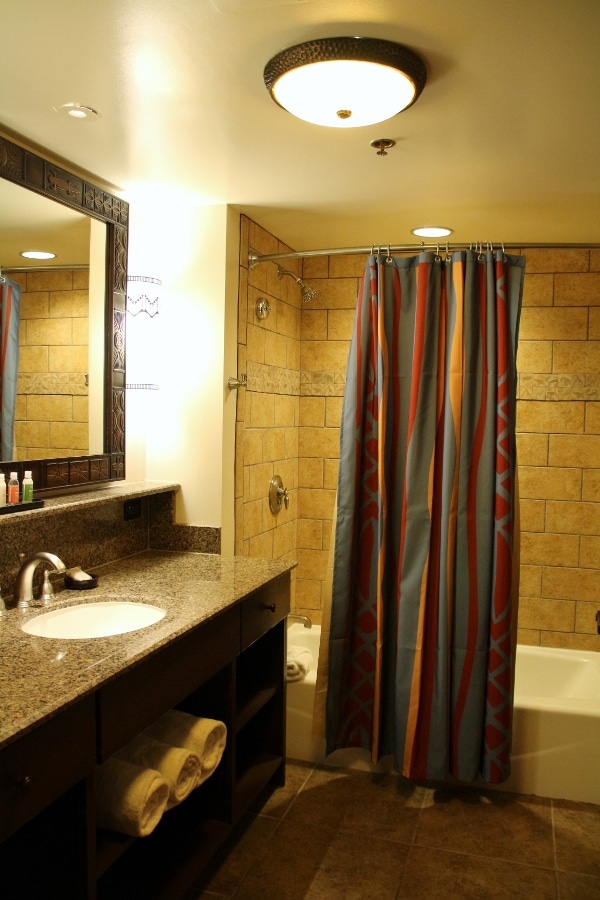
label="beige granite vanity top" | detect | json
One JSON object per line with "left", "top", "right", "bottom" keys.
{"left": 0, "top": 550, "right": 294, "bottom": 750}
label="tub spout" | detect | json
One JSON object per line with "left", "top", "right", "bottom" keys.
{"left": 288, "top": 614, "right": 312, "bottom": 629}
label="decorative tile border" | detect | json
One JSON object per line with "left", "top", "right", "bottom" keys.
{"left": 17, "top": 373, "right": 88, "bottom": 395}
{"left": 246, "top": 360, "right": 300, "bottom": 395}
{"left": 518, "top": 374, "right": 600, "bottom": 401}
{"left": 300, "top": 370, "right": 346, "bottom": 396}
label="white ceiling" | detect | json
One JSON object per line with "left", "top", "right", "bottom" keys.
{"left": 1, "top": 0, "right": 599, "bottom": 254}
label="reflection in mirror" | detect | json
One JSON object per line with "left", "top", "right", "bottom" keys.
{"left": 1, "top": 179, "right": 105, "bottom": 462}
{"left": 0, "top": 132, "right": 128, "bottom": 493}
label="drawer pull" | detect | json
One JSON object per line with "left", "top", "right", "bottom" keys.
{"left": 17, "top": 775, "right": 33, "bottom": 793}
{"left": 263, "top": 603, "right": 276, "bottom": 613}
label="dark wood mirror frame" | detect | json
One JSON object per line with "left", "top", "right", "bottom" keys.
{"left": 0, "top": 132, "right": 128, "bottom": 494}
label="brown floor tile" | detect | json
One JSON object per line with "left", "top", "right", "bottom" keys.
{"left": 251, "top": 760, "right": 314, "bottom": 819}
{"left": 414, "top": 785, "right": 554, "bottom": 868}
{"left": 286, "top": 765, "right": 424, "bottom": 842}
{"left": 198, "top": 813, "right": 279, "bottom": 897}
{"left": 557, "top": 871, "right": 600, "bottom": 899}
{"left": 305, "top": 830, "right": 409, "bottom": 899}
{"left": 553, "top": 800, "right": 600, "bottom": 878}
{"left": 233, "top": 819, "right": 337, "bottom": 899}
{"left": 398, "top": 846, "right": 557, "bottom": 899}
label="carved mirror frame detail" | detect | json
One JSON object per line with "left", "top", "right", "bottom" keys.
{"left": 0, "top": 134, "right": 128, "bottom": 493}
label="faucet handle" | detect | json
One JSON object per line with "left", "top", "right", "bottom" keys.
{"left": 38, "top": 570, "right": 55, "bottom": 606}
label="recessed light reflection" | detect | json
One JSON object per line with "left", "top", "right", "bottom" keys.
{"left": 411, "top": 226, "right": 454, "bottom": 238}
{"left": 21, "top": 250, "right": 56, "bottom": 260}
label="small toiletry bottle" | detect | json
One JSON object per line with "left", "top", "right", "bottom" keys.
{"left": 0, "top": 473, "right": 6, "bottom": 508}
{"left": 7, "top": 472, "right": 19, "bottom": 505}
{"left": 22, "top": 471, "right": 34, "bottom": 503}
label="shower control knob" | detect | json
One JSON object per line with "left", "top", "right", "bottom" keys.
{"left": 269, "top": 475, "right": 290, "bottom": 515}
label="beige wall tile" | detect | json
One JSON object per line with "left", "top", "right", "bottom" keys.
{"left": 294, "top": 578, "right": 322, "bottom": 609}
{"left": 72, "top": 318, "right": 88, "bottom": 345}
{"left": 246, "top": 322, "right": 266, "bottom": 363}
{"left": 328, "top": 309, "right": 355, "bottom": 341}
{"left": 273, "top": 520, "right": 295, "bottom": 557}
{"left": 27, "top": 270, "right": 73, "bottom": 291}
{"left": 553, "top": 341, "right": 600, "bottom": 372}
{"left": 27, "top": 395, "right": 72, "bottom": 422}
{"left": 20, "top": 292, "right": 49, "bottom": 317}
{"left": 582, "top": 469, "right": 600, "bottom": 501}
{"left": 325, "top": 397, "right": 343, "bottom": 428}
{"left": 299, "top": 457, "right": 324, "bottom": 488}
{"left": 539, "top": 631, "right": 600, "bottom": 651}
{"left": 243, "top": 499, "right": 263, "bottom": 539}
{"left": 548, "top": 433, "right": 600, "bottom": 467}
{"left": 274, "top": 395, "right": 298, "bottom": 428}
{"left": 575, "top": 600, "right": 600, "bottom": 634}
{"left": 520, "top": 532, "right": 579, "bottom": 567}
{"left": 14, "top": 420, "right": 49, "bottom": 448}
{"left": 247, "top": 461, "right": 274, "bottom": 501}
{"left": 521, "top": 274, "right": 554, "bottom": 307}
{"left": 554, "top": 273, "right": 600, "bottom": 305}
{"left": 520, "top": 565, "right": 542, "bottom": 596}
{"left": 519, "top": 499, "right": 546, "bottom": 532}
{"left": 518, "top": 596, "right": 576, "bottom": 631}
{"left": 323, "top": 458, "right": 339, "bottom": 489}
{"left": 264, "top": 330, "right": 288, "bottom": 368}
{"left": 519, "top": 308, "right": 588, "bottom": 341}
{"left": 299, "top": 396, "right": 325, "bottom": 427}
{"left": 262, "top": 428, "right": 287, "bottom": 462}
{"left": 276, "top": 458, "right": 297, "bottom": 491}
{"left": 49, "top": 346, "right": 87, "bottom": 373}
{"left": 301, "top": 340, "right": 350, "bottom": 373}
{"left": 546, "top": 500, "right": 600, "bottom": 535}
{"left": 276, "top": 298, "right": 301, "bottom": 340}
{"left": 299, "top": 487, "right": 336, "bottom": 520}
{"left": 49, "top": 290, "right": 89, "bottom": 317}
{"left": 299, "top": 426, "right": 340, "bottom": 458}
{"left": 516, "top": 628, "right": 541, "bottom": 646}
{"left": 586, "top": 402, "right": 600, "bottom": 433}
{"left": 591, "top": 250, "right": 600, "bottom": 272}
{"left": 297, "top": 519, "right": 323, "bottom": 550}
{"left": 524, "top": 249, "right": 589, "bottom": 274}
{"left": 303, "top": 279, "right": 358, "bottom": 310}
{"left": 590, "top": 308, "right": 600, "bottom": 339}
{"left": 516, "top": 432, "right": 548, "bottom": 465}
{"left": 246, "top": 391, "right": 275, "bottom": 428}
{"left": 516, "top": 341, "right": 553, "bottom": 373}
{"left": 329, "top": 255, "right": 365, "bottom": 278}
{"left": 26, "top": 317, "right": 72, "bottom": 346}
{"left": 302, "top": 256, "right": 329, "bottom": 278}
{"left": 516, "top": 401, "right": 584, "bottom": 434}
{"left": 50, "top": 422, "right": 88, "bottom": 450}
{"left": 580, "top": 535, "right": 600, "bottom": 568}
{"left": 301, "top": 309, "right": 327, "bottom": 341}
{"left": 542, "top": 565, "right": 600, "bottom": 601}
{"left": 243, "top": 428, "right": 263, "bottom": 465}
{"left": 249, "top": 529, "right": 274, "bottom": 558}
{"left": 518, "top": 466, "right": 581, "bottom": 500}
{"left": 295, "top": 548, "right": 329, "bottom": 581}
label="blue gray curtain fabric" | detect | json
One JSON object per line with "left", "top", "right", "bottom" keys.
{"left": 326, "top": 250, "right": 524, "bottom": 784}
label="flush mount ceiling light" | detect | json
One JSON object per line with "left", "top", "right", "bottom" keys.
{"left": 411, "top": 225, "right": 454, "bottom": 238}
{"left": 55, "top": 102, "right": 99, "bottom": 120}
{"left": 21, "top": 250, "right": 56, "bottom": 260}
{"left": 264, "top": 36, "right": 427, "bottom": 128}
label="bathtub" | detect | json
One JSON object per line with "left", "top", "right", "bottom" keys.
{"left": 286, "top": 624, "right": 600, "bottom": 805}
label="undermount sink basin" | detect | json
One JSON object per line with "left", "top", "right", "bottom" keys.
{"left": 21, "top": 601, "right": 166, "bottom": 639}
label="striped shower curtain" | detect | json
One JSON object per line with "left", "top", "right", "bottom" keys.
{"left": 326, "top": 249, "right": 524, "bottom": 784}
{"left": 0, "top": 276, "right": 21, "bottom": 461}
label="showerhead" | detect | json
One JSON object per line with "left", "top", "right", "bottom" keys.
{"left": 277, "top": 265, "right": 318, "bottom": 303}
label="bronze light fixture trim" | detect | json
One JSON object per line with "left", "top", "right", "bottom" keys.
{"left": 264, "top": 36, "right": 427, "bottom": 128}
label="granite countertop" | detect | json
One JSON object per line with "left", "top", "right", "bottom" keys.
{"left": 0, "top": 550, "right": 294, "bottom": 750}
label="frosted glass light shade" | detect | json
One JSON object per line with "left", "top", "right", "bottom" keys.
{"left": 265, "top": 37, "right": 426, "bottom": 128}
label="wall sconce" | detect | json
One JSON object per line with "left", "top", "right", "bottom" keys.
{"left": 126, "top": 275, "right": 162, "bottom": 390}
{"left": 264, "top": 36, "right": 427, "bottom": 128}
{"left": 126, "top": 275, "right": 161, "bottom": 317}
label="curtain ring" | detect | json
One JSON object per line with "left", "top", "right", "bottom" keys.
{"left": 502, "top": 241, "right": 507, "bottom": 262}
{"left": 445, "top": 241, "right": 451, "bottom": 262}
{"left": 386, "top": 244, "right": 392, "bottom": 263}
{"left": 434, "top": 242, "right": 441, "bottom": 262}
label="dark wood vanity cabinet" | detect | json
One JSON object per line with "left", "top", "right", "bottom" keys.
{"left": 0, "top": 571, "right": 290, "bottom": 899}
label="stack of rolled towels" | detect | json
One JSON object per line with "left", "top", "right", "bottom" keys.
{"left": 95, "top": 711, "right": 227, "bottom": 837}
{"left": 286, "top": 644, "right": 313, "bottom": 682}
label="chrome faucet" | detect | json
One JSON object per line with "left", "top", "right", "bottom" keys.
{"left": 14, "top": 552, "right": 67, "bottom": 609}
{"left": 288, "top": 614, "right": 312, "bottom": 629}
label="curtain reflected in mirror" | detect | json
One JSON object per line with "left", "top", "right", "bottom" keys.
{"left": 0, "top": 275, "right": 21, "bottom": 460}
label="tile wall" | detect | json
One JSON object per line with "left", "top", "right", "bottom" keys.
{"left": 11, "top": 268, "right": 89, "bottom": 459}
{"left": 238, "top": 221, "right": 600, "bottom": 650}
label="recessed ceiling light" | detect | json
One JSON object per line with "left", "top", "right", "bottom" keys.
{"left": 55, "top": 102, "right": 99, "bottom": 120}
{"left": 411, "top": 225, "right": 454, "bottom": 238}
{"left": 21, "top": 250, "right": 56, "bottom": 260}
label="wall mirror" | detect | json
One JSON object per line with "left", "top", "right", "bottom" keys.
{"left": 0, "top": 132, "right": 128, "bottom": 494}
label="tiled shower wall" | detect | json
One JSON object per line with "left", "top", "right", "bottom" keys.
{"left": 237, "top": 222, "right": 600, "bottom": 651}
{"left": 12, "top": 267, "right": 89, "bottom": 459}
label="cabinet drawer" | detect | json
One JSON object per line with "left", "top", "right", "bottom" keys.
{"left": 97, "top": 607, "right": 239, "bottom": 759}
{"left": 240, "top": 573, "right": 290, "bottom": 650}
{"left": 0, "top": 696, "right": 95, "bottom": 840}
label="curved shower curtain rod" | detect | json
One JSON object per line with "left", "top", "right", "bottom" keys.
{"left": 248, "top": 241, "right": 600, "bottom": 267}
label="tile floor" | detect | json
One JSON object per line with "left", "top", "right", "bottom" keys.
{"left": 189, "top": 760, "right": 600, "bottom": 900}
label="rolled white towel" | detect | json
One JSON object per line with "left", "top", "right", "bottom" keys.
{"left": 287, "top": 645, "right": 313, "bottom": 682}
{"left": 95, "top": 757, "right": 169, "bottom": 837}
{"left": 115, "top": 732, "right": 201, "bottom": 809}
{"left": 144, "top": 710, "right": 227, "bottom": 787}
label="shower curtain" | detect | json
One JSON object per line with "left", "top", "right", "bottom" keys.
{"left": 326, "top": 249, "right": 524, "bottom": 784}
{"left": 0, "top": 276, "right": 21, "bottom": 461}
